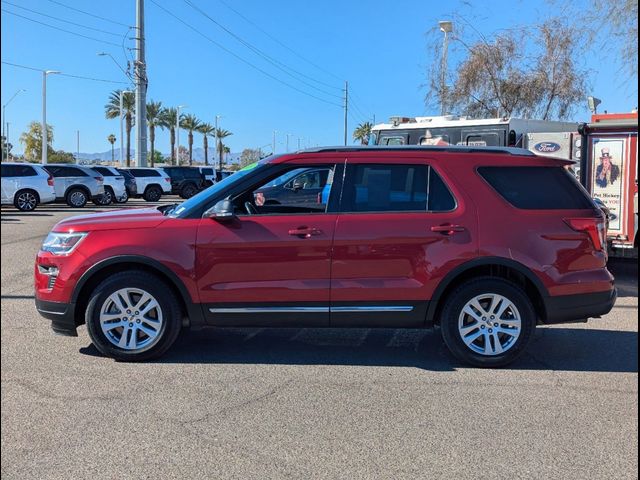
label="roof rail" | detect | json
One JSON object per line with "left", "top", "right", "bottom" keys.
{"left": 296, "top": 145, "right": 536, "bottom": 157}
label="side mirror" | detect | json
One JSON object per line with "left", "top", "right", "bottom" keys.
{"left": 204, "top": 198, "right": 235, "bottom": 221}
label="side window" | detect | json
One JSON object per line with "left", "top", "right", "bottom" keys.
{"left": 379, "top": 136, "right": 406, "bottom": 146}
{"left": 342, "top": 164, "right": 428, "bottom": 212}
{"left": 239, "top": 165, "right": 336, "bottom": 215}
{"left": 44, "top": 166, "right": 62, "bottom": 177}
{"left": 428, "top": 168, "right": 456, "bottom": 212}
{"left": 93, "top": 167, "right": 114, "bottom": 176}
{"left": 56, "top": 167, "right": 87, "bottom": 177}
{"left": 202, "top": 168, "right": 213, "bottom": 175}
{"left": 1, "top": 165, "right": 17, "bottom": 177}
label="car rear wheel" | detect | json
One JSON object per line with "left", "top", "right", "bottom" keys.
{"left": 66, "top": 188, "right": 88, "bottom": 207}
{"left": 440, "top": 277, "right": 536, "bottom": 367}
{"left": 14, "top": 189, "right": 39, "bottom": 211}
{"left": 180, "top": 182, "right": 198, "bottom": 199}
{"left": 85, "top": 271, "right": 182, "bottom": 361}
{"left": 92, "top": 187, "right": 114, "bottom": 206}
{"left": 115, "top": 190, "right": 129, "bottom": 203}
{"left": 143, "top": 185, "right": 162, "bottom": 202}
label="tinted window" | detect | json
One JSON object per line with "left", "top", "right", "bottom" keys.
{"left": 428, "top": 168, "right": 456, "bottom": 212}
{"left": 93, "top": 167, "right": 116, "bottom": 176}
{"left": 478, "top": 167, "right": 594, "bottom": 210}
{"left": 1, "top": 165, "right": 16, "bottom": 177}
{"left": 342, "top": 164, "right": 428, "bottom": 212}
{"left": 129, "top": 168, "right": 161, "bottom": 177}
{"left": 49, "top": 166, "right": 87, "bottom": 177}
{"left": 201, "top": 168, "right": 213, "bottom": 175}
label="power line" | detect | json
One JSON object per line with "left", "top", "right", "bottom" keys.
{"left": 149, "top": 0, "right": 343, "bottom": 108}
{"left": 45, "top": 0, "right": 130, "bottom": 28}
{"left": 2, "top": 61, "right": 130, "bottom": 84}
{"left": 3, "top": 9, "right": 122, "bottom": 47}
{"left": 184, "top": 0, "right": 343, "bottom": 99}
{"left": 215, "top": 0, "right": 344, "bottom": 83}
{"left": 2, "top": 1, "right": 123, "bottom": 37}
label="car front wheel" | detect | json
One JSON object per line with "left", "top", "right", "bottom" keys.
{"left": 93, "top": 187, "right": 114, "bottom": 206}
{"left": 440, "top": 277, "right": 536, "bottom": 368}
{"left": 85, "top": 271, "right": 182, "bottom": 361}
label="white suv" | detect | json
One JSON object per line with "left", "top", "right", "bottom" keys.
{"left": 122, "top": 167, "right": 171, "bottom": 201}
{"left": 1, "top": 163, "right": 56, "bottom": 211}
{"left": 42, "top": 164, "right": 105, "bottom": 208}
{"left": 90, "top": 166, "right": 127, "bottom": 205}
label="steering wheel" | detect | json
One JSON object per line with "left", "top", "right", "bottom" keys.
{"left": 244, "top": 201, "right": 258, "bottom": 215}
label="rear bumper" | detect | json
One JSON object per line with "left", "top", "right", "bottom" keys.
{"left": 35, "top": 298, "right": 78, "bottom": 336}
{"left": 542, "top": 288, "right": 617, "bottom": 324}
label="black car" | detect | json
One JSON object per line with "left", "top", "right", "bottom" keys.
{"left": 115, "top": 168, "right": 138, "bottom": 200}
{"left": 254, "top": 167, "right": 330, "bottom": 207}
{"left": 161, "top": 167, "right": 205, "bottom": 198}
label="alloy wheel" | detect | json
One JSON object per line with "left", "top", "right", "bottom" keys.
{"left": 69, "top": 191, "right": 87, "bottom": 207}
{"left": 457, "top": 293, "right": 522, "bottom": 356}
{"left": 16, "top": 192, "right": 37, "bottom": 211}
{"left": 99, "top": 287, "right": 164, "bottom": 351}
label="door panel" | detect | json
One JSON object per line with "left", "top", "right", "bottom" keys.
{"left": 196, "top": 214, "right": 337, "bottom": 326}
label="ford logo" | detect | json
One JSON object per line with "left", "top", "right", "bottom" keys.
{"left": 534, "top": 142, "right": 561, "bottom": 153}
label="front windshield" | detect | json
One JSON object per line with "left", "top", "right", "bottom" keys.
{"left": 168, "top": 161, "right": 267, "bottom": 217}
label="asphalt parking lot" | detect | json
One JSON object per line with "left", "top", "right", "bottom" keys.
{"left": 1, "top": 199, "right": 638, "bottom": 479}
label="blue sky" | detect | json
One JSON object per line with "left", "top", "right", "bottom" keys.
{"left": 1, "top": 0, "right": 637, "bottom": 155}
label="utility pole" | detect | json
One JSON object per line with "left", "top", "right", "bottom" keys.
{"left": 134, "top": 0, "right": 148, "bottom": 167}
{"left": 438, "top": 21, "right": 453, "bottom": 116}
{"left": 343, "top": 80, "right": 348, "bottom": 146}
{"left": 76, "top": 130, "right": 80, "bottom": 163}
{"left": 5, "top": 123, "right": 9, "bottom": 160}
{"left": 42, "top": 70, "right": 60, "bottom": 164}
{"left": 286, "top": 133, "right": 294, "bottom": 152}
{"left": 2, "top": 89, "right": 25, "bottom": 162}
{"left": 272, "top": 130, "right": 277, "bottom": 154}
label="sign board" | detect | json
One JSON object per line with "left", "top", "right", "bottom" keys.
{"left": 591, "top": 137, "right": 627, "bottom": 233}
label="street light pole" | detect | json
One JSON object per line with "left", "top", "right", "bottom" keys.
{"left": 272, "top": 130, "right": 277, "bottom": 154}
{"left": 438, "top": 20, "right": 453, "bottom": 116}
{"left": 286, "top": 133, "right": 294, "bottom": 152}
{"left": 2, "top": 89, "right": 25, "bottom": 162}
{"left": 42, "top": 70, "right": 60, "bottom": 164}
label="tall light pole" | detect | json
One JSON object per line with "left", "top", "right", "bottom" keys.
{"left": 134, "top": 0, "right": 148, "bottom": 167}
{"left": 343, "top": 81, "right": 348, "bottom": 145}
{"left": 119, "top": 90, "right": 133, "bottom": 165}
{"left": 286, "top": 133, "right": 294, "bottom": 152}
{"left": 176, "top": 105, "right": 186, "bottom": 165}
{"left": 2, "top": 88, "right": 25, "bottom": 162}
{"left": 42, "top": 70, "right": 60, "bottom": 164}
{"left": 272, "top": 130, "right": 277, "bottom": 154}
{"left": 76, "top": 130, "right": 80, "bottom": 163}
{"left": 438, "top": 20, "right": 453, "bottom": 116}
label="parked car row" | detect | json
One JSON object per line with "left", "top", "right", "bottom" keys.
{"left": 1, "top": 163, "right": 228, "bottom": 211}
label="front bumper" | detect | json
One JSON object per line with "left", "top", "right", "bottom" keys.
{"left": 35, "top": 298, "right": 78, "bottom": 336}
{"left": 542, "top": 288, "right": 617, "bottom": 324}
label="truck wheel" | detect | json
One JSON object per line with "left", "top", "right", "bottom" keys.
{"left": 85, "top": 270, "right": 182, "bottom": 361}
{"left": 66, "top": 188, "right": 88, "bottom": 207}
{"left": 14, "top": 189, "right": 39, "bottom": 211}
{"left": 440, "top": 277, "right": 536, "bottom": 368}
{"left": 143, "top": 185, "right": 162, "bottom": 202}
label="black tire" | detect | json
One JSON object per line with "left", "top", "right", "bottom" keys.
{"left": 143, "top": 185, "right": 162, "bottom": 202}
{"left": 13, "top": 189, "right": 39, "bottom": 211}
{"left": 92, "top": 187, "right": 114, "bottom": 206}
{"left": 114, "top": 190, "right": 129, "bottom": 204}
{"left": 85, "top": 270, "right": 182, "bottom": 362}
{"left": 440, "top": 277, "right": 536, "bottom": 368}
{"left": 66, "top": 188, "right": 88, "bottom": 207}
{"left": 180, "top": 182, "right": 198, "bottom": 199}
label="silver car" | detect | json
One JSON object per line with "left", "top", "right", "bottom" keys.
{"left": 41, "top": 164, "right": 105, "bottom": 208}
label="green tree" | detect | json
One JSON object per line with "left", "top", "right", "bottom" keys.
{"left": 146, "top": 100, "right": 164, "bottom": 167}
{"left": 353, "top": 122, "right": 373, "bottom": 145}
{"left": 215, "top": 128, "right": 233, "bottom": 171}
{"left": 48, "top": 150, "right": 75, "bottom": 163}
{"left": 1, "top": 135, "right": 12, "bottom": 159}
{"left": 180, "top": 114, "right": 201, "bottom": 165}
{"left": 19, "top": 122, "right": 53, "bottom": 161}
{"left": 107, "top": 134, "right": 116, "bottom": 162}
{"left": 197, "top": 122, "right": 216, "bottom": 166}
{"left": 105, "top": 90, "right": 135, "bottom": 166}
{"left": 147, "top": 149, "right": 164, "bottom": 165}
{"left": 239, "top": 148, "right": 262, "bottom": 167}
{"left": 160, "top": 107, "right": 177, "bottom": 164}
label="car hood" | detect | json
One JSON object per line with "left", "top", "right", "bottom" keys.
{"left": 53, "top": 207, "right": 167, "bottom": 232}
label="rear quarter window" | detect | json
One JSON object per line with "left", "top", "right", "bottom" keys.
{"left": 93, "top": 167, "right": 116, "bottom": 176}
{"left": 478, "top": 166, "right": 594, "bottom": 210}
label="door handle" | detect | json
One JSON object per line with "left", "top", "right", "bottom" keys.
{"left": 431, "top": 224, "right": 466, "bottom": 235}
{"left": 288, "top": 226, "right": 322, "bottom": 238}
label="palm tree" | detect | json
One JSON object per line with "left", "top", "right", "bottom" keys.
{"left": 215, "top": 128, "right": 233, "bottom": 171}
{"left": 146, "top": 100, "right": 163, "bottom": 167}
{"left": 197, "top": 123, "right": 216, "bottom": 166}
{"left": 180, "top": 114, "right": 201, "bottom": 165}
{"left": 159, "top": 107, "right": 177, "bottom": 164}
{"left": 353, "top": 121, "right": 373, "bottom": 145}
{"left": 107, "top": 134, "right": 116, "bottom": 162}
{"left": 105, "top": 90, "right": 135, "bottom": 166}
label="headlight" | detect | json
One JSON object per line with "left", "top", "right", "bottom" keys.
{"left": 41, "top": 232, "right": 88, "bottom": 255}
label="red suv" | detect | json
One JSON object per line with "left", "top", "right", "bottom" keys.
{"left": 35, "top": 146, "right": 616, "bottom": 366}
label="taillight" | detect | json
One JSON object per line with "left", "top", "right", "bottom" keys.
{"left": 564, "top": 217, "right": 606, "bottom": 251}
{"left": 94, "top": 176, "right": 104, "bottom": 183}
{"left": 47, "top": 174, "right": 54, "bottom": 186}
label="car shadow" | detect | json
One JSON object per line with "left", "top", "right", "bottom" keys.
{"left": 80, "top": 326, "right": 638, "bottom": 373}
{"left": 608, "top": 258, "right": 639, "bottom": 298}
